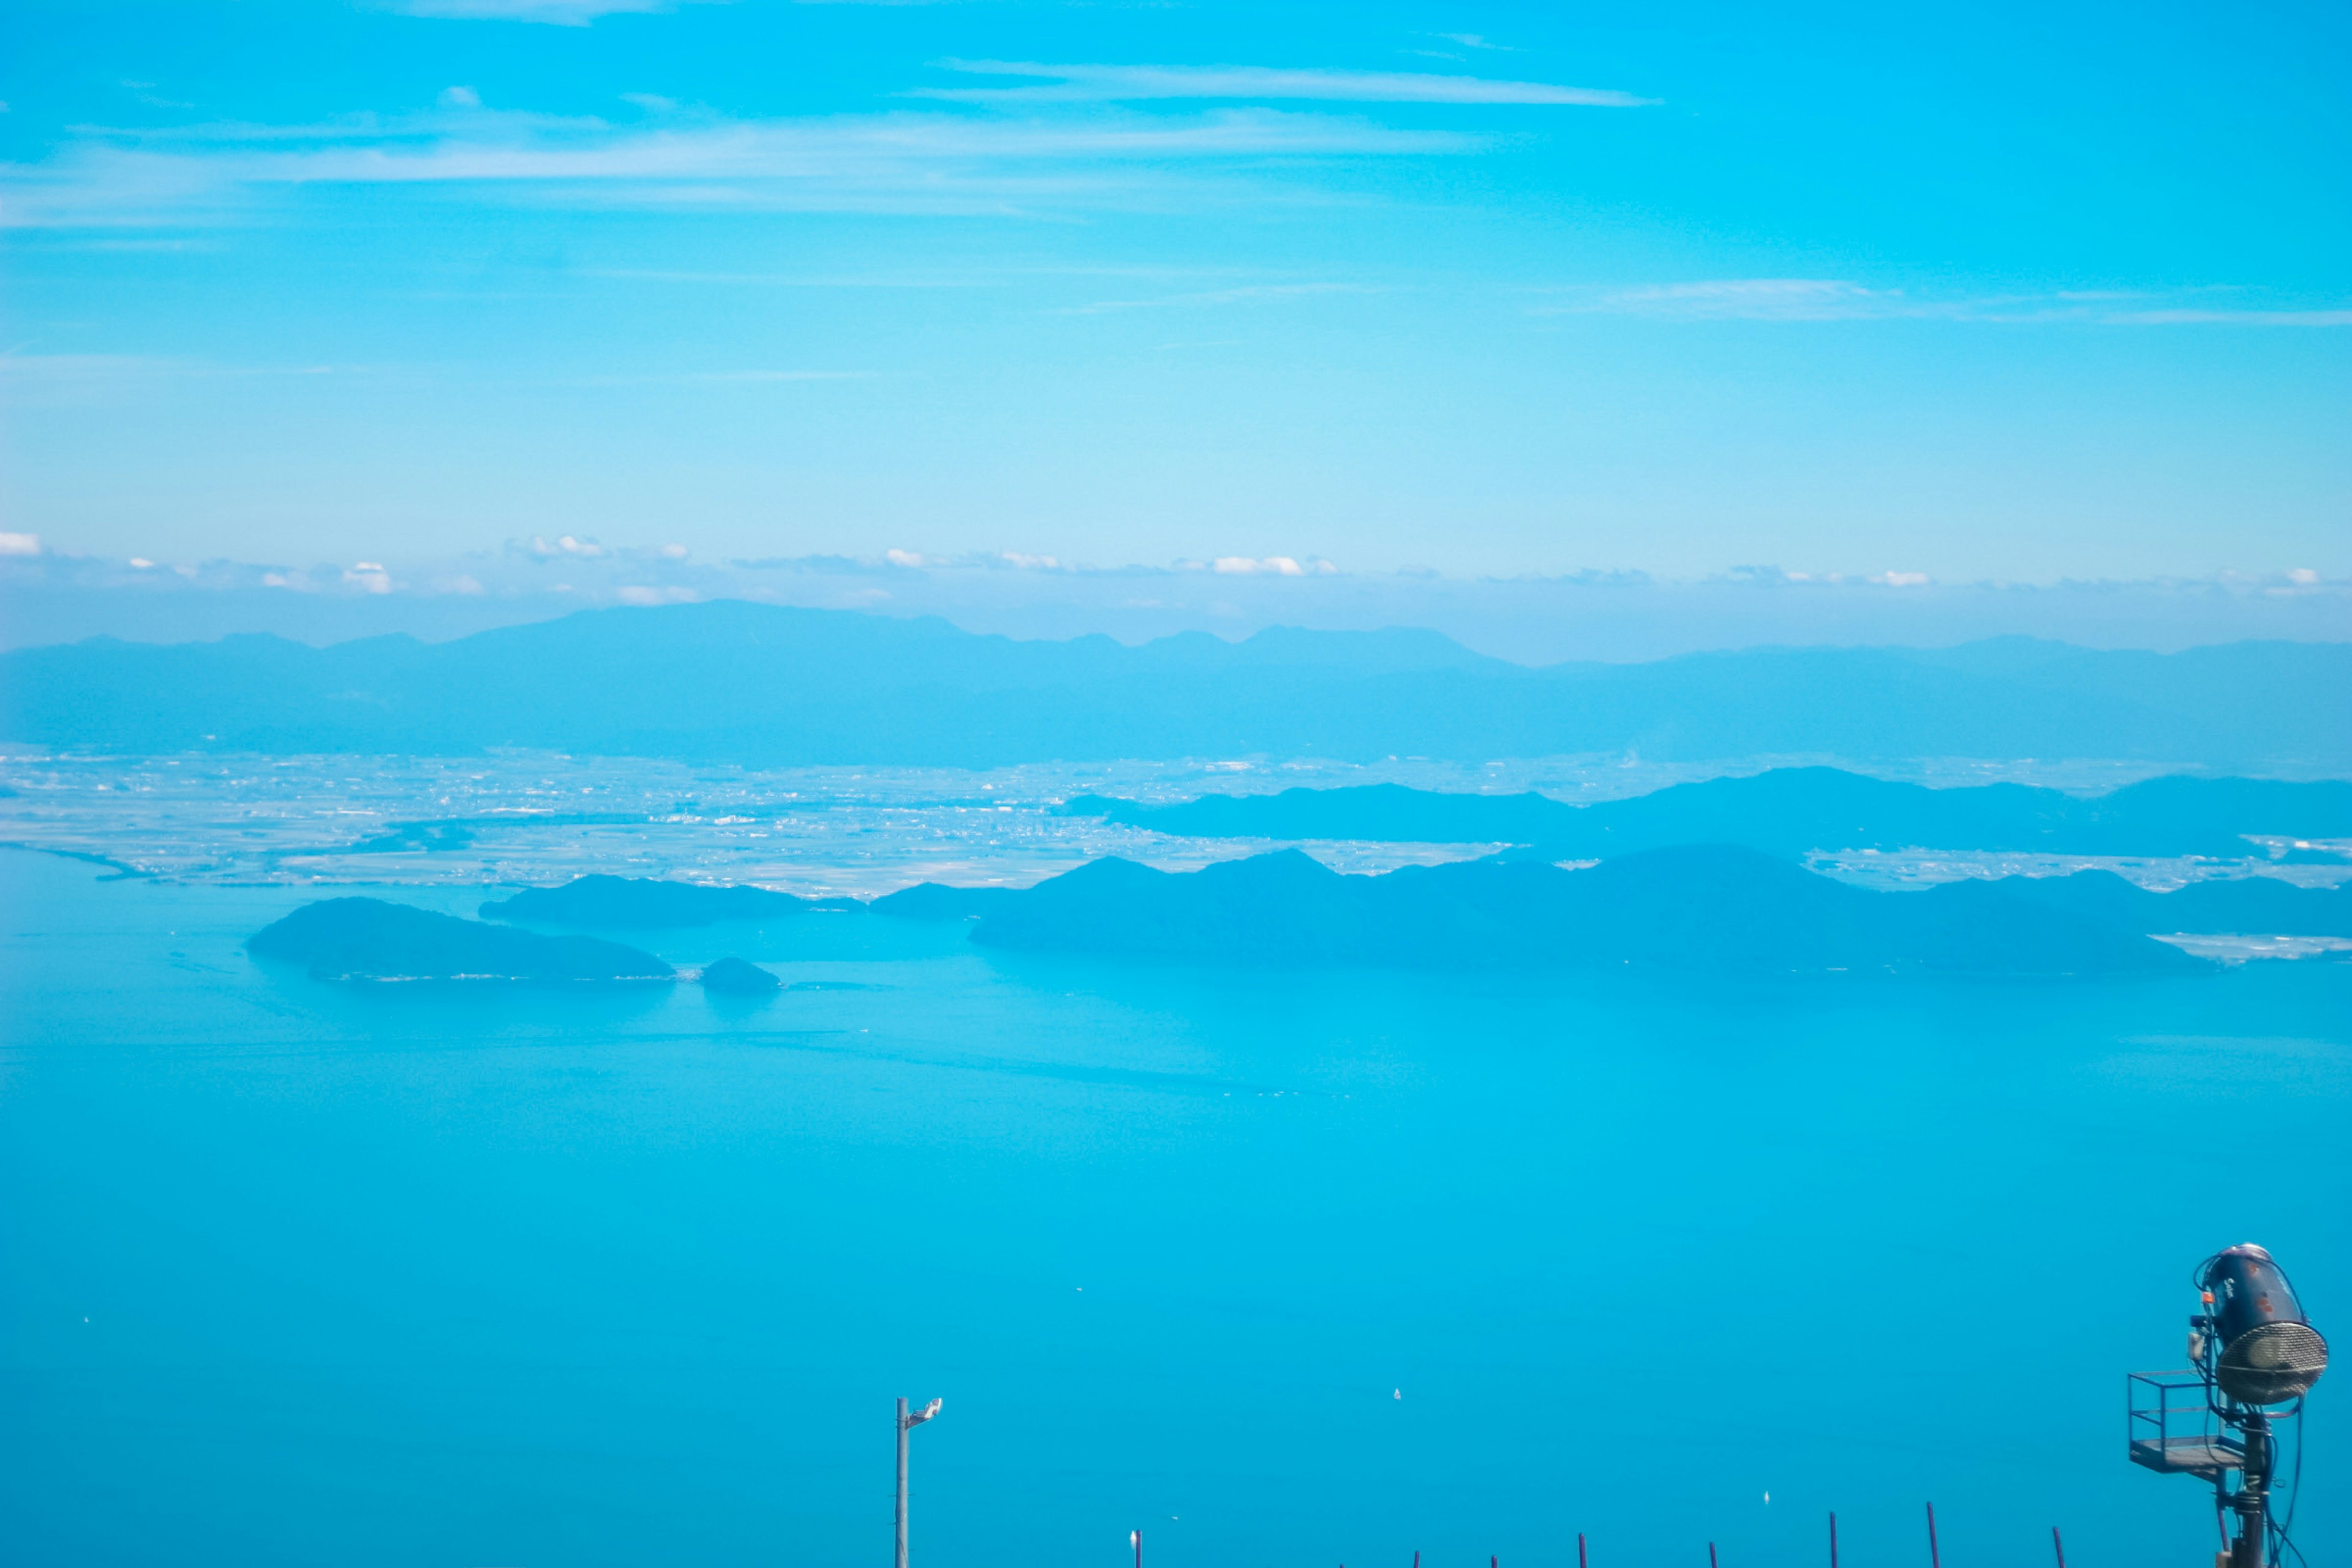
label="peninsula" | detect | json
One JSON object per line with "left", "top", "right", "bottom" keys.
{"left": 250, "top": 897, "right": 674, "bottom": 983}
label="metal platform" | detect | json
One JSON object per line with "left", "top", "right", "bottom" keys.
{"left": 2130, "top": 1433, "right": 2244, "bottom": 1480}
{"left": 2129, "top": 1369, "right": 2242, "bottom": 1480}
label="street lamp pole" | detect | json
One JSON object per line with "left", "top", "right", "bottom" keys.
{"left": 895, "top": 1396, "right": 942, "bottom": 1568}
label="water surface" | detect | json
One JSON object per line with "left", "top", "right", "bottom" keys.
{"left": 1, "top": 846, "right": 2344, "bottom": 1568}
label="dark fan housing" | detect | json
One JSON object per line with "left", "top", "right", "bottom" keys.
{"left": 2204, "top": 1244, "right": 2329, "bottom": 1406}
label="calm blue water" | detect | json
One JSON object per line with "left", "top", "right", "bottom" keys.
{"left": 1, "top": 845, "right": 2344, "bottom": 1568}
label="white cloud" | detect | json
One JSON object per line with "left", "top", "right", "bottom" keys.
{"left": 0, "top": 532, "right": 42, "bottom": 556}
{"left": 1213, "top": 556, "right": 1306, "bottom": 576}
{"left": 615, "top": 583, "right": 699, "bottom": 605}
{"left": 1433, "top": 34, "right": 1517, "bottom": 51}
{"left": 916, "top": 59, "right": 1653, "bottom": 107}
{"left": 1869, "top": 570, "right": 1930, "bottom": 587}
{"left": 1, "top": 105, "right": 1473, "bottom": 228}
{"left": 884, "top": 548, "right": 929, "bottom": 567}
{"left": 438, "top": 86, "right": 484, "bottom": 110}
{"left": 526, "top": 533, "right": 606, "bottom": 557}
{"left": 344, "top": 563, "right": 394, "bottom": 593}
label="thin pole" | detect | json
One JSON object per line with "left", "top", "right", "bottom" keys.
{"left": 1579, "top": 1534, "right": 1588, "bottom": 1568}
{"left": 1928, "top": 1503, "right": 1940, "bottom": 1568}
{"left": 2232, "top": 1411, "right": 2270, "bottom": 1568}
{"left": 1830, "top": 1512, "right": 1839, "bottom": 1568}
{"left": 2051, "top": 1526, "right": 2066, "bottom": 1568}
{"left": 894, "top": 1398, "right": 910, "bottom": 1568}
{"left": 1134, "top": 1530, "right": 1142, "bottom": 1568}
{"left": 1710, "top": 1545, "right": 1719, "bottom": 1568}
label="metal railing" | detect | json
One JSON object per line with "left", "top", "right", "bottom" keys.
{"left": 2130, "top": 1368, "right": 2243, "bottom": 1479}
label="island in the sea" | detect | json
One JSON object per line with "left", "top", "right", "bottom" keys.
{"left": 876, "top": 848, "right": 2351, "bottom": 974}
{"left": 250, "top": 897, "right": 674, "bottom": 983}
{"left": 699, "top": 956, "right": 781, "bottom": 994}
{"left": 258, "top": 846, "right": 2352, "bottom": 987}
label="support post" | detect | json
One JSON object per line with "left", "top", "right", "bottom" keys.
{"left": 895, "top": 1398, "right": 910, "bottom": 1568}
{"left": 2230, "top": 1412, "right": 2269, "bottom": 1568}
{"left": 1830, "top": 1512, "right": 1839, "bottom": 1568}
{"left": 1578, "top": 1534, "right": 1587, "bottom": 1568}
{"left": 1928, "top": 1503, "right": 1940, "bottom": 1568}
{"left": 2052, "top": 1526, "right": 2067, "bottom": 1568}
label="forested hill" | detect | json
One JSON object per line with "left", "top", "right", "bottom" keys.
{"left": 2, "top": 600, "right": 2344, "bottom": 769}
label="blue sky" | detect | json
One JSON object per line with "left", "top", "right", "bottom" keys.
{"left": 2, "top": 0, "right": 2348, "bottom": 591}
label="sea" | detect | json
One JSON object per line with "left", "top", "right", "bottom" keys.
{"left": 1, "top": 754, "right": 2345, "bottom": 1568}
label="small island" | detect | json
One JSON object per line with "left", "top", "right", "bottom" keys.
{"left": 699, "top": 956, "right": 781, "bottom": 994}
{"left": 250, "top": 897, "right": 675, "bottom": 984}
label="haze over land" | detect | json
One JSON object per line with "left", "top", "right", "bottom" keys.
{"left": 6, "top": 601, "right": 2346, "bottom": 771}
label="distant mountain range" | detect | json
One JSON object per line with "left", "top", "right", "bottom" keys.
{"left": 1062, "top": 768, "right": 2352, "bottom": 858}
{"left": 4, "top": 600, "right": 2346, "bottom": 768}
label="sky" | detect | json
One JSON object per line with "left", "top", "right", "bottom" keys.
{"left": 2, "top": 0, "right": 2349, "bottom": 636}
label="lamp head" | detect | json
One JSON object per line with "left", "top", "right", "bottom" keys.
{"left": 2201, "top": 1244, "right": 2328, "bottom": 1405}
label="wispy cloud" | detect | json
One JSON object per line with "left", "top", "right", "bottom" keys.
{"left": 0, "top": 354, "right": 349, "bottom": 405}
{"left": 914, "top": 59, "right": 1654, "bottom": 107}
{"left": 1, "top": 104, "right": 1476, "bottom": 228}
{"left": 387, "top": 0, "right": 691, "bottom": 24}
{"left": 1051, "top": 282, "right": 1381, "bottom": 316}
{"left": 1540, "top": 279, "right": 2352, "bottom": 327}
{"left": 2098, "top": 307, "right": 2352, "bottom": 327}
{"left": 565, "top": 368, "right": 875, "bottom": 385}
{"left": 1551, "top": 279, "right": 1914, "bottom": 321}
{"left": 1199, "top": 555, "right": 1338, "bottom": 576}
